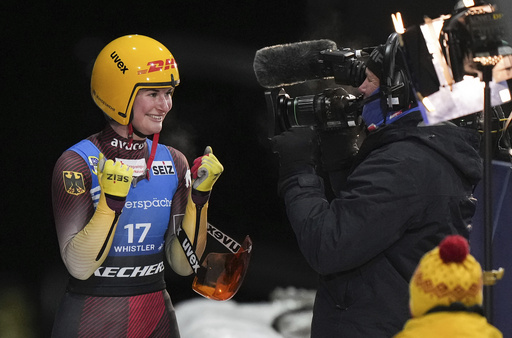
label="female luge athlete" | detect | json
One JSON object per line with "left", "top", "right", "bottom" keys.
{"left": 51, "top": 34, "right": 223, "bottom": 337}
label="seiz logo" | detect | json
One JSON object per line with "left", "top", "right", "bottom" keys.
{"left": 106, "top": 173, "right": 130, "bottom": 183}
{"left": 110, "top": 51, "right": 129, "bottom": 74}
{"left": 137, "top": 59, "right": 176, "bottom": 75}
{"left": 152, "top": 161, "right": 175, "bottom": 176}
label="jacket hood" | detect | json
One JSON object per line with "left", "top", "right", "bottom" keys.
{"left": 357, "top": 113, "right": 483, "bottom": 185}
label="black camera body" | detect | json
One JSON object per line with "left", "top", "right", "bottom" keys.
{"left": 314, "top": 48, "right": 368, "bottom": 87}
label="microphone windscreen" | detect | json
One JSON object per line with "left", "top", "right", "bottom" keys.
{"left": 253, "top": 39, "right": 337, "bottom": 88}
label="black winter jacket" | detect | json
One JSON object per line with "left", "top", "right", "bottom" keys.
{"left": 280, "top": 114, "right": 482, "bottom": 338}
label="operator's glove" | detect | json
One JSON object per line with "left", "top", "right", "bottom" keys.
{"left": 97, "top": 153, "right": 134, "bottom": 214}
{"left": 318, "top": 127, "right": 360, "bottom": 172}
{"left": 271, "top": 126, "right": 319, "bottom": 179}
{"left": 191, "top": 146, "right": 224, "bottom": 192}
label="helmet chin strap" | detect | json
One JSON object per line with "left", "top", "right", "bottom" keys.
{"left": 127, "top": 123, "right": 134, "bottom": 148}
{"left": 127, "top": 122, "right": 159, "bottom": 180}
{"left": 132, "top": 125, "right": 151, "bottom": 139}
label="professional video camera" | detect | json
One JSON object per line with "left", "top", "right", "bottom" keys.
{"left": 254, "top": 41, "right": 376, "bottom": 137}
{"left": 253, "top": 34, "right": 418, "bottom": 137}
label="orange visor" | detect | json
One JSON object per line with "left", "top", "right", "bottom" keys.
{"left": 192, "top": 236, "right": 252, "bottom": 301}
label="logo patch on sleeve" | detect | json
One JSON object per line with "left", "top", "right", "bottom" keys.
{"left": 63, "top": 171, "right": 86, "bottom": 195}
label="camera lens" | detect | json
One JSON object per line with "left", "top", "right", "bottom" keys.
{"left": 290, "top": 95, "right": 317, "bottom": 127}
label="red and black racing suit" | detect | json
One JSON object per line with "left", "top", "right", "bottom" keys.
{"left": 51, "top": 124, "right": 189, "bottom": 337}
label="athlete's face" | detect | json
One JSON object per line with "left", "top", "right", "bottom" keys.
{"left": 358, "top": 69, "right": 380, "bottom": 98}
{"left": 131, "top": 87, "right": 173, "bottom": 137}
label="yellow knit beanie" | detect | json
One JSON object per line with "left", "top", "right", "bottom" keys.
{"left": 409, "top": 235, "right": 483, "bottom": 318}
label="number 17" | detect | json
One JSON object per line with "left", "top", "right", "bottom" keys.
{"left": 124, "top": 223, "right": 151, "bottom": 243}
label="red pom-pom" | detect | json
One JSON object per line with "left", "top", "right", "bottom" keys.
{"left": 439, "top": 235, "right": 469, "bottom": 263}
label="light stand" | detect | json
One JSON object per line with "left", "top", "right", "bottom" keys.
{"left": 481, "top": 64, "right": 494, "bottom": 322}
{"left": 480, "top": 63, "right": 506, "bottom": 323}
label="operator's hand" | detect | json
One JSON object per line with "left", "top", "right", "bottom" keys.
{"left": 318, "top": 127, "right": 360, "bottom": 172}
{"left": 271, "top": 126, "right": 319, "bottom": 178}
{"left": 97, "top": 153, "right": 134, "bottom": 213}
{"left": 191, "top": 146, "right": 224, "bottom": 192}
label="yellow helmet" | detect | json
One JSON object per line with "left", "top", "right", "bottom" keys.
{"left": 91, "top": 35, "right": 180, "bottom": 125}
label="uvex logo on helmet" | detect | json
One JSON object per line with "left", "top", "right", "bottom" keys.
{"left": 137, "top": 58, "right": 177, "bottom": 75}
{"left": 110, "top": 51, "right": 129, "bottom": 74}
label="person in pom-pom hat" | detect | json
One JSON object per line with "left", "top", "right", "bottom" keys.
{"left": 393, "top": 235, "right": 502, "bottom": 338}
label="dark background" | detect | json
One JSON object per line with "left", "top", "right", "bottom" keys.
{"left": 2, "top": 1, "right": 511, "bottom": 337}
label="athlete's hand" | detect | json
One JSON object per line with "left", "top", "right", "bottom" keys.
{"left": 97, "top": 154, "right": 134, "bottom": 213}
{"left": 191, "top": 146, "right": 223, "bottom": 192}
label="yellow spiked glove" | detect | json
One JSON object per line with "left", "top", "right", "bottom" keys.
{"left": 191, "top": 146, "right": 224, "bottom": 192}
{"left": 98, "top": 153, "right": 134, "bottom": 213}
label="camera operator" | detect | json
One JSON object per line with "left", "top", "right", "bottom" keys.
{"left": 271, "top": 44, "right": 483, "bottom": 337}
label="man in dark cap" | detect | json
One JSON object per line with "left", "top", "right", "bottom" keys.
{"left": 359, "top": 45, "right": 419, "bottom": 131}
{"left": 271, "top": 39, "right": 483, "bottom": 337}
